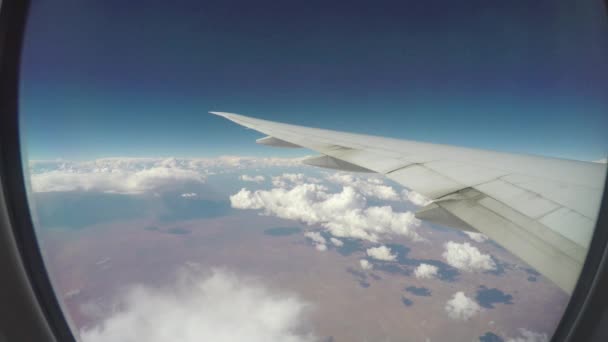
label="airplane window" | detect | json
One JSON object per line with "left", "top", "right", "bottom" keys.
{"left": 18, "top": 1, "right": 607, "bottom": 341}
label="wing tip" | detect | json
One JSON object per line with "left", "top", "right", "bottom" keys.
{"left": 209, "top": 111, "right": 236, "bottom": 118}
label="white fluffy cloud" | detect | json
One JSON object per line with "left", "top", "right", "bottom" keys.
{"left": 401, "top": 189, "right": 432, "bottom": 206}
{"left": 506, "top": 329, "right": 548, "bottom": 342}
{"left": 230, "top": 184, "right": 421, "bottom": 242}
{"left": 180, "top": 192, "right": 198, "bottom": 198}
{"left": 315, "top": 244, "right": 327, "bottom": 251}
{"left": 329, "top": 237, "right": 344, "bottom": 247}
{"left": 414, "top": 263, "right": 439, "bottom": 279}
{"left": 444, "top": 291, "right": 480, "bottom": 320}
{"left": 80, "top": 269, "right": 317, "bottom": 342}
{"left": 366, "top": 246, "right": 397, "bottom": 261}
{"left": 304, "top": 231, "right": 328, "bottom": 251}
{"left": 463, "top": 231, "right": 489, "bottom": 243}
{"left": 304, "top": 231, "right": 326, "bottom": 245}
{"left": 442, "top": 241, "right": 496, "bottom": 272}
{"left": 240, "top": 174, "right": 266, "bottom": 183}
{"left": 359, "top": 259, "right": 373, "bottom": 270}
{"left": 326, "top": 173, "right": 400, "bottom": 201}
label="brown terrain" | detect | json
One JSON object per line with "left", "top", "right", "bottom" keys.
{"left": 37, "top": 210, "right": 569, "bottom": 342}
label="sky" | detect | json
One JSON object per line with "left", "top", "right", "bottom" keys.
{"left": 19, "top": 0, "right": 608, "bottom": 161}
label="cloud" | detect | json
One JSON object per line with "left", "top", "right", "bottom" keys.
{"left": 463, "top": 231, "right": 489, "bottom": 243}
{"left": 304, "top": 231, "right": 327, "bottom": 251}
{"left": 326, "top": 173, "right": 400, "bottom": 201}
{"left": 360, "top": 259, "right": 373, "bottom": 270}
{"left": 315, "top": 244, "right": 327, "bottom": 251}
{"left": 366, "top": 246, "right": 397, "bottom": 261}
{"left": 80, "top": 268, "right": 317, "bottom": 342}
{"left": 445, "top": 291, "right": 481, "bottom": 320}
{"left": 442, "top": 241, "right": 496, "bottom": 272}
{"left": 272, "top": 173, "right": 321, "bottom": 188}
{"left": 401, "top": 190, "right": 432, "bottom": 206}
{"left": 505, "top": 329, "right": 548, "bottom": 342}
{"left": 593, "top": 158, "right": 607, "bottom": 164}
{"left": 414, "top": 263, "right": 439, "bottom": 279}
{"left": 31, "top": 166, "right": 205, "bottom": 194}
{"left": 29, "top": 157, "right": 302, "bottom": 193}
{"left": 329, "top": 237, "right": 344, "bottom": 247}
{"left": 240, "top": 174, "right": 266, "bottom": 183}
{"left": 180, "top": 192, "right": 198, "bottom": 198}
{"left": 230, "top": 184, "right": 421, "bottom": 242}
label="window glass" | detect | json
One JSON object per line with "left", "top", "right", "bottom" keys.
{"left": 20, "top": 1, "right": 608, "bottom": 341}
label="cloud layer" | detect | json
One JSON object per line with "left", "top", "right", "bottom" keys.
{"left": 80, "top": 269, "right": 317, "bottom": 342}
{"left": 272, "top": 173, "right": 321, "bottom": 188}
{"left": 29, "top": 157, "right": 300, "bottom": 193}
{"left": 442, "top": 241, "right": 496, "bottom": 272}
{"left": 31, "top": 166, "right": 205, "bottom": 194}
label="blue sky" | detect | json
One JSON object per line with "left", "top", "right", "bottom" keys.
{"left": 19, "top": 0, "right": 608, "bottom": 161}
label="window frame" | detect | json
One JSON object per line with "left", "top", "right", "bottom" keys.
{"left": 0, "top": 1, "right": 606, "bottom": 341}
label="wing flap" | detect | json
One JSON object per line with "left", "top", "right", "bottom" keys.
{"left": 438, "top": 188, "right": 586, "bottom": 293}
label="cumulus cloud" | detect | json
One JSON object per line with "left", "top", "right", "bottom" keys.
{"left": 506, "top": 329, "right": 548, "bottom": 342}
{"left": 304, "top": 231, "right": 327, "bottom": 251}
{"left": 401, "top": 189, "right": 432, "bottom": 206}
{"left": 414, "top": 263, "right": 439, "bottom": 279}
{"left": 329, "top": 237, "right": 343, "bottom": 247}
{"left": 304, "top": 231, "right": 326, "bottom": 245}
{"left": 314, "top": 244, "right": 327, "bottom": 251}
{"left": 80, "top": 269, "right": 317, "bottom": 342}
{"left": 326, "top": 173, "right": 399, "bottom": 201}
{"left": 230, "top": 184, "right": 421, "bottom": 242}
{"left": 29, "top": 157, "right": 302, "bottom": 193}
{"left": 463, "top": 231, "right": 489, "bottom": 243}
{"left": 359, "top": 259, "right": 373, "bottom": 270}
{"left": 366, "top": 246, "right": 397, "bottom": 261}
{"left": 442, "top": 241, "right": 496, "bottom": 272}
{"left": 444, "top": 291, "right": 481, "bottom": 320}
{"left": 240, "top": 174, "right": 266, "bottom": 183}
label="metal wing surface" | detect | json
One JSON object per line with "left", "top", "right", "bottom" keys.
{"left": 211, "top": 111, "right": 607, "bottom": 294}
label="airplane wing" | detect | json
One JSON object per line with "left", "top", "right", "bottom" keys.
{"left": 211, "top": 111, "right": 607, "bottom": 294}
